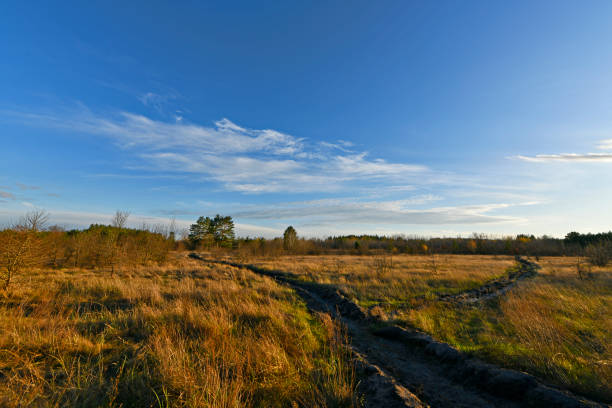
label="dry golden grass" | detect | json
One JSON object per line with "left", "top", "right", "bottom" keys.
{"left": 238, "top": 254, "right": 612, "bottom": 402}
{"left": 0, "top": 256, "right": 360, "bottom": 407}
{"left": 246, "top": 254, "right": 515, "bottom": 305}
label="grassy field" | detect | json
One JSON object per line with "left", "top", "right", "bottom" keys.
{"left": 0, "top": 256, "right": 360, "bottom": 407}
{"left": 247, "top": 254, "right": 516, "bottom": 306}
{"left": 245, "top": 254, "right": 612, "bottom": 402}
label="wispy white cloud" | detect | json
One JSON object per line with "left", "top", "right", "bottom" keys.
{"left": 514, "top": 140, "right": 612, "bottom": 162}
{"left": 319, "top": 140, "right": 355, "bottom": 153}
{"left": 137, "top": 89, "right": 181, "bottom": 114}
{"left": 2, "top": 105, "right": 550, "bottom": 234}
{"left": 32, "top": 110, "right": 305, "bottom": 157}
{"left": 138, "top": 92, "right": 166, "bottom": 107}
{"left": 16, "top": 183, "right": 41, "bottom": 190}
{"left": 514, "top": 153, "right": 612, "bottom": 162}
{"left": 5, "top": 107, "right": 432, "bottom": 194}
{"left": 232, "top": 197, "right": 531, "bottom": 225}
{"left": 0, "top": 184, "right": 60, "bottom": 205}
{"left": 597, "top": 139, "right": 612, "bottom": 150}
{"left": 334, "top": 153, "right": 426, "bottom": 176}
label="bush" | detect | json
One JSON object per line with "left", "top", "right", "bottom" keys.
{"left": 585, "top": 241, "right": 612, "bottom": 267}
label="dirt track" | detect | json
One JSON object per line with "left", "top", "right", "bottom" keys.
{"left": 437, "top": 256, "right": 540, "bottom": 304}
{"left": 190, "top": 254, "right": 604, "bottom": 408}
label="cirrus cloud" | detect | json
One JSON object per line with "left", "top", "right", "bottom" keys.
{"left": 514, "top": 152, "right": 612, "bottom": 162}
{"left": 4, "top": 106, "right": 432, "bottom": 194}
{"left": 514, "top": 139, "right": 612, "bottom": 163}
{"left": 232, "top": 198, "right": 529, "bottom": 225}
{"left": 597, "top": 139, "right": 612, "bottom": 150}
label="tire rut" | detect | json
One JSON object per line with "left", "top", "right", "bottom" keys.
{"left": 437, "top": 257, "right": 540, "bottom": 304}
{"left": 190, "top": 254, "right": 604, "bottom": 408}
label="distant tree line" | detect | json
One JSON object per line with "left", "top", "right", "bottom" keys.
{"left": 229, "top": 231, "right": 612, "bottom": 260}
{"left": 3, "top": 210, "right": 611, "bottom": 292}
{"left": 326, "top": 234, "right": 576, "bottom": 256}
{"left": 564, "top": 231, "right": 612, "bottom": 267}
{"left": 0, "top": 210, "right": 176, "bottom": 291}
{"left": 563, "top": 231, "right": 612, "bottom": 248}
{"left": 232, "top": 233, "right": 569, "bottom": 257}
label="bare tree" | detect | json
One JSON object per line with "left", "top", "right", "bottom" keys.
{"left": 68, "top": 231, "right": 88, "bottom": 268}
{"left": 168, "top": 216, "right": 177, "bottom": 240}
{"left": 105, "top": 230, "right": 122, "bottom": 276}
{"left": 1, "top": 214, "right": 47, "bottom": 292}
{"left": 47, "top": 226, "right": 66, "bottom": 268}
{"left": 373, "top": 253, "right": 393, "bottom": 277}
{"left": 20, "top": 209, "right": 49, "bottom": 232}
{"left": 111, "top": 210, "right": 130, "bottom": 228}
{"left": 1, "top": 232, "right": 30, "bottom": 291}
{"left": 180, "top": 228, "right": 190, "bottom": 241}
{"left": 430, "top": 250, "right": 438, "bottom": 275}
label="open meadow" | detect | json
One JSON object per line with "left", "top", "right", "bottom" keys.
{"left": 241, "top": 254, "right": 612, "bottom": 402}
{"left": 6, "top": 2, "right": 612, "bottom": 406}
{"left": 0, "top": 255, "right": 359, "bottom": 407}
{"left": 1, "top": 215, "right": 610, "bottom": 406}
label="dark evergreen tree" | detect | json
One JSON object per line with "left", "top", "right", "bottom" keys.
{"left": 189, "top": 216, "right": 214, "bottom": 247}
{"left": 283, "top": 226, "right": 297, "bottom": 251}
{"left": 212, "top": 214, "right": 235, "bottom": 248}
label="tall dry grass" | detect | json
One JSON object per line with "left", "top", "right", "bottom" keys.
{"left": 237, "top": 254, "right": 611, "bottom": 402}
{"left": 0, "top": 256, "right": 360, "bottom": 407}
{"left": 394, "top": 257, "right": 611, "bottom": 402}
{"left": 245, "top": 254, "right": 515, "bottom": 305}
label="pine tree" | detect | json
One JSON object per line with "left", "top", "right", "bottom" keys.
{"left": 283, "top": 226, "right": 297, "bottom": 251}
{"left": 212, "top": 214, "right": 235, "bottom": 248}
{"left": 189, "top": 216, "right": 214, "bottom": 248}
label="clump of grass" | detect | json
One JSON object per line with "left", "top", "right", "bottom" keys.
{"left": 0, "top": 256, "right": 360, "bottom": 407}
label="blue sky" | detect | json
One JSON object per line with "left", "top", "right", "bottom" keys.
{"left": 2, "top": 1, "right": 612, "bottom": 237}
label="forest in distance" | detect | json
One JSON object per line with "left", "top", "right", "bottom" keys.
{"left": 1, "top": 210, "right": 611, "bottom": 293}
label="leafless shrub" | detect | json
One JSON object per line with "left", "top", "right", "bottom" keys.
{"left": 111, "top": 210, "right": 130, "bottom": 228}
{"left": 20, "top": 209, "right": 49, "bottom": 231}
{"left": 373, "top": 254, "right": 393, "bottom": 277}
{"left": 585, "top": 241, "right": 612, "bottom": 267}
{"left": 429, "top": 252, "right": 438, "bottom": 274}
{"left": 0, "top": 229, "right": 45, "bottom": 292}
{"left": 575, "top": 258, "right": 593, "bottom": 280}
